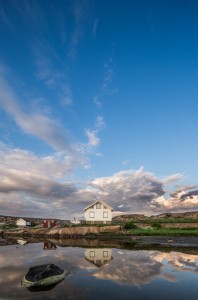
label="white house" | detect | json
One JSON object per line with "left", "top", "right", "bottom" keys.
{"left": 85, "top": 248, "right": 113, "bottom": 267}
{"left": 16, "top": 218, "right": 32, "bottom": 226}
{"left": 70, "top": 218, "right": 81, "bottom": 225}
{"left": 84, "top": 200, "right": 113, "bottom": 224}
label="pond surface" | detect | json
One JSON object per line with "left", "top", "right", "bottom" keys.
{"left": 1, "top": 239, "right": 198, "bottom": 300}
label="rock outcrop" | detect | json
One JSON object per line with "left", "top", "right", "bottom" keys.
{"left": 113, "top": 214, "right": 146, "bottom": 222}
{"left": 3, "top": 225, "right": 121, "bottom": 238}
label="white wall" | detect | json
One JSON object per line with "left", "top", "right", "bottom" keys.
{"left": 16, "top": 218, "right": 31, "bottom": 226}
{"left": 85, "top": 202, "right": 112, "bottom": 222}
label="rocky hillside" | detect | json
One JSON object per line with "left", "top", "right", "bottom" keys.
{"left": 113, "top": 214, "right": 146, "bottom": 222}
{"left": 0, "top": 215, "right": 69, "bottom": 226}
{"left": 113, "top": 211, "right": 198, "bottom": 222}
{"left": 152, "top": 211, "right": 198, "bottom": 219}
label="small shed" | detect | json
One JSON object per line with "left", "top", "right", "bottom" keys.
{"left": 43, "top": 219, "right": 56, "bottom": 228}
{"left": 16, "top": 218, "right": 32, "bottom": 226}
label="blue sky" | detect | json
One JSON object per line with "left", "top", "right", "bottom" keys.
{"left": 0, "top": 0, "right": 198, "bottom": 218}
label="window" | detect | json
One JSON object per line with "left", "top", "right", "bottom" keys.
{"left": 96, "top": 203, "right": 101, "bottom": 209}
{"left": 90, "top": 251, "right": 95, "bottom": 257}
{"left": 103, "top": 211, "right": 108, "bottom": 218}
{"left": 103, "top": 251, "right": 108, "bottom": 257}
{"left": 89, "top": 211, "right": 95, "bottom": 218}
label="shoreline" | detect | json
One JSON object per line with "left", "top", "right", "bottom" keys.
{"left": 1, "top": 236, "right": 198, "bottom": 254}
{"left": 1, "top": 225, "right": 198, "bottom": 250}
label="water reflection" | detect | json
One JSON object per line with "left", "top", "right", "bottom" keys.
{"left": 85, "top": 248, "right": 113, "bottom": 267}
{"left": 94, "top": 250, "right": 177, "bottom": 285}
{"left": 43, "top": 241, "right": 57, "bottom": 250}
{"left": 17, "top": 239, "right": 27, "bottom": 246}
{"left": 0, "top": 240, "right": 198, "bottom": 299}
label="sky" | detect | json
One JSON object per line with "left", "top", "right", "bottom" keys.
{"left": 0, "top": 0, "right": 198, "bottom": 219}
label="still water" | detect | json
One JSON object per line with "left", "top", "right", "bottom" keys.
{"left": 1, "top": 239, "right": 198, "bottom": 300}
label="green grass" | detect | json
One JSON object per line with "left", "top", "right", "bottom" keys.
{"left": 126, "top": 228, "right": 198, "bottom": 236}
{"left": 0, "top": 224, "right": 18, "bottom": 230}
{"left": 134, "top": 218, "right": 198, "bottom": 224}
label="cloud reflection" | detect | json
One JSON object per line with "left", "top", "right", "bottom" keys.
{"left": 0, "top": 243, "right": 198, "bottom": 299}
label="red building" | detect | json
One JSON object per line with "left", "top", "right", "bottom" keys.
{"left": 43, "top": 219, "right": 56, "bottom": 228}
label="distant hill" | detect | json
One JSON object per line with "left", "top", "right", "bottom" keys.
{"left": 0, "top": 215, "right": 69, "bottom": 226}
{"left": 113, "top": 211, "right": 198, "bottom": 222}
{"left": 1, "top": 210, "right": 198, "bottom": 226}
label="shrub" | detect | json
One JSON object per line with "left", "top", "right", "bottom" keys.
{"left": 124, "top": 221, "right": 138, "bottom": 230}
{"left": 151, "top": 222, "right": 162, "bottom": 229}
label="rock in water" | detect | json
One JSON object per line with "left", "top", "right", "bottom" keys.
{"left": 22, "top": 264, "right": 68, "bottom": 291}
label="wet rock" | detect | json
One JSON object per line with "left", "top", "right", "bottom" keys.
{"left": 22, "top": 264, "right": 68, "bottom": 291}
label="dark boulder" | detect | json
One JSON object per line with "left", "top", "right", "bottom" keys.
{"left": 22, "top": 264, "right": 68, "bottom": 291}
{"left": 25, "top": 264, "right": 64, "bottom": 282}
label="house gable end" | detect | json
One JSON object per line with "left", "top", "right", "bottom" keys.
{"left": 84, "top": 200, "right": 113, "bottom": 211}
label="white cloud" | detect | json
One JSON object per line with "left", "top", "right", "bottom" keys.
{"left": 0, "top": 143, "right": 84, "bottom": 191}
{"left": 93, "top": 96, "right": 102, "bottom": 108}
{"left": 85, "top": 115, "right": 105, "bottom": 149}
{"left": 95, "top": 115, "right": 105, "bottom": 130}
{"left": 89, "top": 168, "right": 166, "bottom": 214}
{"left": 0, "top": 142, "right": 89, "bottom": 218}
{"left": 0, "top": 141, "right": 195, "bottom": 218}
{"left": 162, "top": 173, "right": 183, "bottom": 185}
{"left": 0, "top": 74, "right": 73, "bottom": 151}
{"left": 151, "top": 185, "right": 198, "bottom": 212}
{"left": 86, "top": 129, "right": 100, "bottom": 147}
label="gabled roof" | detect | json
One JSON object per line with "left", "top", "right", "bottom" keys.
{"left": 84, "top": 200, "right": 113, "bottom": 211}
{"left": 17, "top": 217, "right": 31, "bottom": 222}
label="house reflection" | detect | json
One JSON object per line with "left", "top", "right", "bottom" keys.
{"left": 43, "top": 241, "right": 57, "bottom": 250}
{"left": 85, "top": 248, "right": 113, "bottom": 267}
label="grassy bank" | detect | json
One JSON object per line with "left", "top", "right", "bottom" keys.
{"left": 133, "top": 218, "right": 198, "bottom": 224}
{"left": 125, "top": 228, "right": 198, "bottom": 236}
{"left": 0, "top": 224, "right": 18, "bottom": 230}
